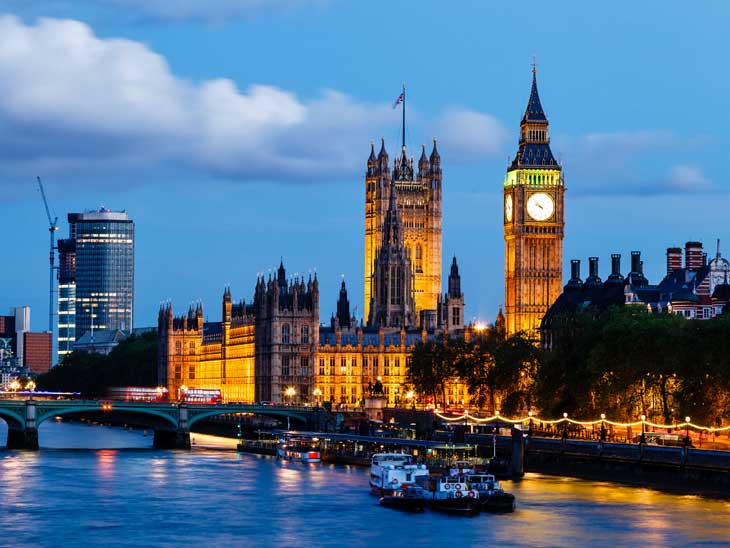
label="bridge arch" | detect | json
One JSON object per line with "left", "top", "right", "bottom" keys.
{"left": 186, "top": 407, "right": 309, "bottom": 428}
{"left": 35, "top": 406, "right": 179, "bottom": 430}
{"left": 0, "top": 408, "right": 25, "bottom": 429}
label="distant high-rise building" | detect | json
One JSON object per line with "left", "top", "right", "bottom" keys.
{"left": 66, "top": 209, "right": 134, "bottom": 343}
{"left": 57, "top": 238, "right": 76, "bottom": 358}
{"left": 0, "top": 306, "right": 51, "bottom": 373}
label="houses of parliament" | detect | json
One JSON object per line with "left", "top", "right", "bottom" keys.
{"left": 158, "top": 69, "right": 564, "bottom": 405}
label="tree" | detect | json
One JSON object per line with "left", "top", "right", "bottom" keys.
{"left": 36, "top": 331, "right": 158, "bottom": 397}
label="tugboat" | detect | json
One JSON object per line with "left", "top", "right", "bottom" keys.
{"left": 276, "top": 436, "right": 321, "bottom": 463}
{"left": 379, "top": 485, "right": 427, "bottom": 512}
{"left": 369, "top": 453, "right": 429, "bottom": 496}
{"left": 418, "top": 474, "right": 480, "bottom": 516}
{"left": 464, "top": 472, "right": 516, "bottom": 512}
{"left": 447, "top": 461, "right": 516, "bottom": 513}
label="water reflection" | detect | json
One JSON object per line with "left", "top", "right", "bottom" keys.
{"left": 0, "top": 422, "right": 729, "bottom": 548}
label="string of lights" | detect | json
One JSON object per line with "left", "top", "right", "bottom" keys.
{"left": 431, "top": 410, "right": 730, "bottom": 433}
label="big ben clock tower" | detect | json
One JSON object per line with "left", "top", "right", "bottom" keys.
{"left": 504, "top": 64, "right": 564, "bottom": 335}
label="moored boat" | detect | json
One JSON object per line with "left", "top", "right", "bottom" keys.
{"left": 276, "top": 436, "right": 321, "bottom": 463}
{"left": 369, "top": 453, "right": 429, "bottom": 496}
{"left": 464, "top": 472, "right": 516, "bottom": 512}
{"left": 379, "top": 485, "right": 426, "bottom": 512}
{"left": 418, "top": 473, "right": 480, "bottom": 516}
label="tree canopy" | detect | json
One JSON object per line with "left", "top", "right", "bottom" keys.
{"left": 36, "top": 331, "right": 158, "bottom": 397}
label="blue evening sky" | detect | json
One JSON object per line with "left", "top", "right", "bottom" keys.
{"left": 0, "top": 1, "right": 727, "bottom": 332}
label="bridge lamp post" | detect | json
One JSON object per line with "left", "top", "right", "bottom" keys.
{"left": 600, "top": 413, "right": 606, "bottom": 441}
{"left": 313, "top": 388, "right": 322, "bottom": 406}
{"left": 685, "top": 416, "right": 691, "bottom": 447}
{"left": 640, "top": 415, "right": 646, "bottom": 444}
{"left": 285, "top": 386, "right": 296, "bottom": 405}
{"left": 26, "top": 380, "right": 36, "bottom": 392}
{"left": 406, "top": 390, "right": 415, "bottom": 409}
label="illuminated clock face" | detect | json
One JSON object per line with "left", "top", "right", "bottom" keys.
{"left": 526, "top": 192, "right": 554, "bottom": 221}
{"left": 505, "top": 195, "right": 513, "bottom": 222}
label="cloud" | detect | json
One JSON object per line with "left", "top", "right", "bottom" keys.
{"left": 0, "top": 0, "right": 325, "bottom": 24}
{"left": 434, "top": 109, "right": 508, "bottom": 162}
{"left": 668, "top": 164, "right": 712, "bottom": 192}
{"left": 553, "top": 130, "right": 715, "bottom": 196}
{"left": 0, "top": 16, "right": 504, "bottom": 185}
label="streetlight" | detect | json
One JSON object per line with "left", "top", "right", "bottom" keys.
{"left": 313, "top": 388, "right": 322, "bottom": 406}
{"left": 9, "top": 379, "right": 21, "bottom": 392}
{"left": 685, "top": 416, "right": 691, "bottom": 447}
{"left": 562, "top": 412, "right": 568, "bottom": 440}
{"left": 640, "top": 414, "right": 646, "bottom": 444}
{"left": 600, "top": 413, "right": 606, "bottom": 441}
{"left": 285, "top": 386, "right": 296, "bottom": 405}
{"left": 528, "top": 410, "right": 533, "bottom": 436}
{"left": 406, "top": 390, "right": 415, "bottom": 409}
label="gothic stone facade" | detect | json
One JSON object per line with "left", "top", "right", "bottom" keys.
{"left": 158, "top": 262, "right": 470, "bottom": 406}
{"left": 365, "top": 139, "right": 442, "bottom": 323}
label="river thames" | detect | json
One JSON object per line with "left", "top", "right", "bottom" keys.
{"left": 0, "top": 422, "right": 729, "bottom": 548}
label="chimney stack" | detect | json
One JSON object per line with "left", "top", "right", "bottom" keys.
{"left": 585, "top": 257, "right": 602, "bottom": 286}
{"left": 685, "top": 241, "right": 703, "bottom": 272}
{"left": 606, "top": 254, "right": 624, "bottom": 286}
{"left": 565, "top": 259, "right": 583, "bottom": 290}
{"left": 666, "top": 247, "right": 682, "bottom": 275}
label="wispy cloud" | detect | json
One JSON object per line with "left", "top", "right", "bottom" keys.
{"left": 1, "top": 0, "right": 327, "bottom": 24}
{"left": 667, "top": 164, "right": 712, "bottom": 192}
{"left": 0, "top": 16, "right": 505, "bottom": 186}
{"left": 554, "top": 130, "right": 716, "bottom": 196}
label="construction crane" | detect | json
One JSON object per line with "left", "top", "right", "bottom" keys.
{"left": 36, "top": 176, "right": 59, "bottom": 335}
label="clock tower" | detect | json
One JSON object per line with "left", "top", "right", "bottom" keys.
{"left": 503, "top": 65, "right": 564, "bottom": 335}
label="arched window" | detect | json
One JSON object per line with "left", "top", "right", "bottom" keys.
{"left": 282, "top": 324, "right": 290, "bottom": 344}
{"left": 415, "top": 243, "right": 423, "bottom": 272}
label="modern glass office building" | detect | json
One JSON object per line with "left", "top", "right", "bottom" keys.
{"left": 57, "top": 238, "right": 77, "bottom": 358}
{"left": 65, "top": 210, "right": 134, "bottom": 344}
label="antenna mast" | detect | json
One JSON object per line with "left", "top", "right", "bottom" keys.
{"left": 401, "top": 83, "right": 406, "bottom": 150}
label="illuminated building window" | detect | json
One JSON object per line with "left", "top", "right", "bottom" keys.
{"left": 282, "top": 324, "right": 290, "bottom": 344}
{"left": 175, "top": 342, "right": 182, "bottom": 354}
{"left": 189, "top": 366, "right": 195, "bottom": 380}
{"left": 384, "top": 357, "right": 390, "bottom": 376}
{"left": 174, "top": 366, "right": 181, "bottom": 381}
{"left": 319, "top": 358, "right": 325, "bottom": 376}
{"left": 300, "top": 356, "right": 309, "bottom": 376}
{"left": 282, "top": 355, "right": 290, "bottom": 376}
{"left": 301, "top": 325, "right": 309, "bottom": 344}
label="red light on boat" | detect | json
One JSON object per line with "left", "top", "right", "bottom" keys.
{"left": 307, "top": 451, "right": 320, "bottom": 460}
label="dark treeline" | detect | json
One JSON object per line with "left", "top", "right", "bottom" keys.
{"left": 36, "top": 331, "right": 157, "bottom": 397}
{"left": 408, "top": 308, "right": 730, "bottom": 425}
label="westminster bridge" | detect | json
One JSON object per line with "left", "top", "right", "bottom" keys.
{"left": 0, "top": 399, "right": 325, "bottom": 450}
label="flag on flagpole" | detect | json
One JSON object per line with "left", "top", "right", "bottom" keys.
{"left": 392, "top": 92, "right": 404, "bottom": 109}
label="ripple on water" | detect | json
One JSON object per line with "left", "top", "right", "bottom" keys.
{"left": 1, "top": 422, "right": 730, "bottom": 548}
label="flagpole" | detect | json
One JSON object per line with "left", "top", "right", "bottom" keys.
{"left": 401, "top": 83, "right": 406, "bottom": 150}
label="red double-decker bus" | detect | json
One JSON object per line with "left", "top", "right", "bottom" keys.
{"left": 178, "top": 387, "right": 222, "bottom": 404}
